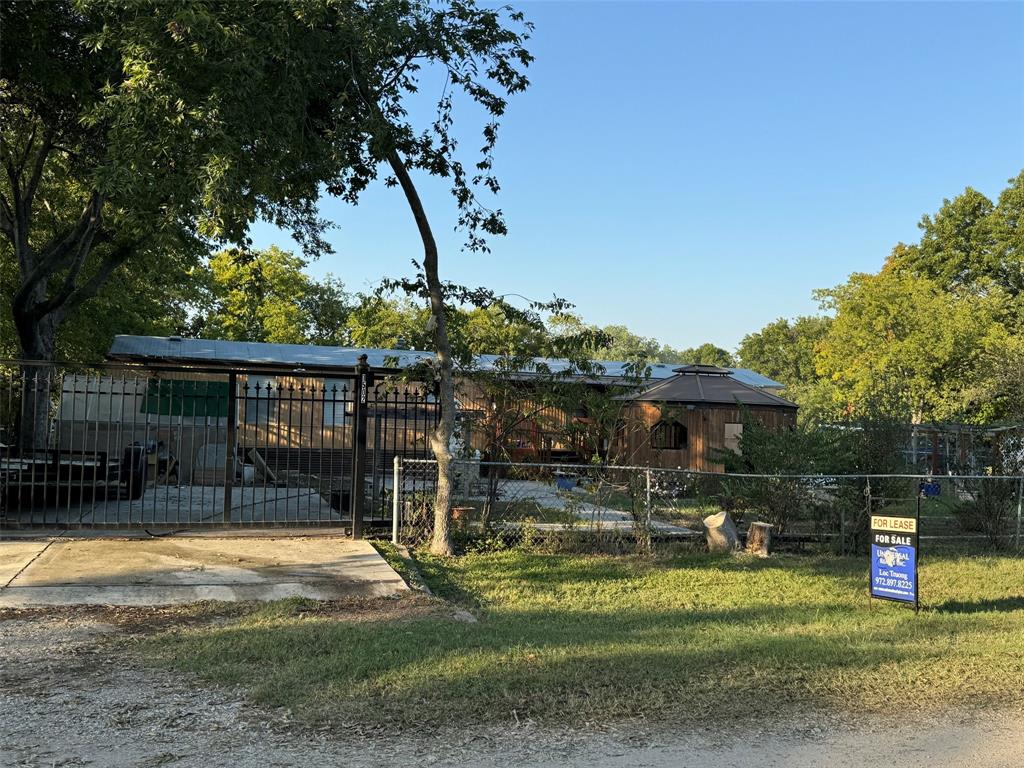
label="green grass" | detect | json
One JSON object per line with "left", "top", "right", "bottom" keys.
{"left": 141, "top": 550, "right": 1024, "bottom": 728}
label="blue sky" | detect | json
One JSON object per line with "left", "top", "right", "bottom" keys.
{"left": 249, "top": 0, "right": 1024, "bottom": 352}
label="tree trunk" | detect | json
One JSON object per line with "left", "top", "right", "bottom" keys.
{"left": 12, "top": 279, "right": 61, "bottom": 453}
{"left": 745, "top": 521, "right": 773, "bottom": 557}
{"left": 703, "top": 511, "right": 740, "bottom": 553}
{"left": 386, "top": 149, "right": 455, "bottom": 556}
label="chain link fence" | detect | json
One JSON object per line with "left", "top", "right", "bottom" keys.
{"left": 392, "top": 459, "right": 1024, "bottom": 556}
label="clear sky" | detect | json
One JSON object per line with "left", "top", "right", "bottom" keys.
{"left": 249, "top": 0, "right": 1024, "bottom": 352}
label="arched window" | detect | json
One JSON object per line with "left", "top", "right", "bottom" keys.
{"left": 651, "top": 419, "right": 687, "bottom": 450}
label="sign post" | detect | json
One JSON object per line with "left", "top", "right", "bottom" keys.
{"left": 870, "top": 503, "right": 920, "bottom": 611}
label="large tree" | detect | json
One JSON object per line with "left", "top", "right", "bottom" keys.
{"left": 815, "top": 271, "right": 1006, "bottom": 423}
{"left": 325, "top": 1, "right": 533, "bottom": 554}
{"left": 737, "top": 315, "right": 834, "bottom": 419}
{"left": 0, "top": 2, "right": 353, "bottom": 366}
{"left": 886, "top": 171, "right": 1024, "bottom": 298}
{"left": 2, "top": 2, "right": 534, "bottom": 558}
{"left": 737, "top": 316, "right": 830, "bottom": 387}
{"left": 192, "top": 246, "right": 352, "bottom": 345}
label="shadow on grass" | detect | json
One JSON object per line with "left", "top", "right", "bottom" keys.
{"left": 144, "top": 596, "right": 1023, "bottom": 729}
{"left": 136, "top": 550, "right": 1024, "bottom": 729}
{"left": 933, "top": 596, "right": 1024, "bottom": 614}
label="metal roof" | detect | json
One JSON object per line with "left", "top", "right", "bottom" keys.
{"left": 616, "top": 368, "right": 798, "bottom": 409}
{"left": 107, "top": 335, "right": 784, "bottom": 389}
{"left": 107, "top": 335, "right": 434, "bottom": 372}
{"left": 672, "top": 364, "right": 732, "bottom": 375}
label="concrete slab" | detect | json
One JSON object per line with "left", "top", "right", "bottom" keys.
{"left": 6, "top": 484, "right": 342, "bottom": 526}
{"left": 0, "top": 541, "right": 50, "bottom": 587}
{"left": 468, "top": 480, "right": 697, "bottom": 535}
{"left": 0, "top": 536, "right": 407, "bottom": 607}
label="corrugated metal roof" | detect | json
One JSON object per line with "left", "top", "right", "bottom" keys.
{"left": 108, "top": 335, "right": 433, "bottom": 371}
{"left": 107, "top": 335, "right": 784, "bottom": 389}
{"left": 617, "top": 369, "right": 798, "bottom": 409}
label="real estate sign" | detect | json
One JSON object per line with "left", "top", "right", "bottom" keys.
{"left": 870, "top": 514, "right": 919, "bottom": 607}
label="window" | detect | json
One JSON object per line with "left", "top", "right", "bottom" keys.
{"left": 322, "top": 378, "right": 349, "bottom": 426}
{"left": 651, "top": 419, "right": 687, "bottom": 450}
{"left": 243, "top": 376, "right": 278, "bottom": 425}
{"left": 724, "top": 422, "right": 743, "bottom": 454}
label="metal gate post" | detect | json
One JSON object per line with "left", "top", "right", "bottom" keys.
{"left": 223, "top": 372, "right": 237, "bottom": 522}
{"left": 392, "top": 455, "right": 401, "bottom": 544}
{"left": 350, "top": 355, "right": 373, "bottom": 539}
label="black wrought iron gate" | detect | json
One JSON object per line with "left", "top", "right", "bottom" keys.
{"left": 0, "top": 359, "right": 438, "bottom": 534}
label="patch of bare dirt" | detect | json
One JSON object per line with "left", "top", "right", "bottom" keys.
{"left": 0, "top": 593, "right": 445, "bottom": 634}
{"left": 1, "top": 607, "right": 1022, "bottom": 768}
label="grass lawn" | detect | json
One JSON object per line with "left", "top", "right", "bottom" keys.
{"left": 141, "top": 550, "right": 1024, "bottom": 729}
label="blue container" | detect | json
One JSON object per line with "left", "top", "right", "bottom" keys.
{"left": 555, "top": 476, "right": 576, "bottom": 491}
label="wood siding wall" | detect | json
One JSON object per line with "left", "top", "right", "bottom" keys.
{"left": 612, "top": 403, "right": 797, "bottom": 472}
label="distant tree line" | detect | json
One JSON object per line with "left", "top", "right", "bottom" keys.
{"left": 3, "top": 172, "right": 1021, "bottom": 428}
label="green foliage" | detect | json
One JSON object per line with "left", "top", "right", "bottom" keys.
{"left": 671, "top": 342, "right": 735, "bottom": 367}
{"left": 815, "top": 270, "right": 1007, "bottom": 423}
{"left": 737, "top": 171, "right": 1023, "bottom": 425}
{"left": 886, "top": 172, "right": 1024, "bottom": 297}
{"left": 192, "top": 247, "right": 353, "bottom": 345}
{"left": 713, "top": 407, "right": 907, "bottom": 540}
{"left": 955, "top": 438, "right": 1024, "bottom": 549}
{"left": 737, "top": 316, "right": 832, "bottom": 418}
{"left": 1, "top": 0, "right": 535, "bottom": 367}
{"left": 547, "top": 314, "right": 732, "bottom": 368}
{"left": 2, "top": 0, "right": 369, "bottom": 358}
{"left": 717, "top": 417, "right": 846, "bottom": 476}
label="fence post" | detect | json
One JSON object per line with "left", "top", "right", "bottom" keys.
{"left": 1015, "top": 477, "right": 1023, "bottom": 551}
{"left": 839, "top": 501, "right": 846, "bottom": 556}
{"left": 392, "top": 455, "right": 401, "bottom": 545}
{"left": 349, "top": 354, "right": 373, "bottom": 540}
{"left": 645, "top": 466, "right": 652, "bottom": 530}
{"left": 862, "top": 477, "right": 872, "bottom": 554}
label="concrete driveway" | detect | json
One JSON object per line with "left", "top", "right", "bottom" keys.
{"left": 0, "top": 534, "right": 407, "bottom": 607}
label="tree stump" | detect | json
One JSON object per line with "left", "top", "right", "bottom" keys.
{"left": 451, "top": 506, "right": 474, "bottom": 526}
{"left": 745, "top": 521, "right": 773, "bottom": 557}
{"left": 703, "top": 511, "right": 740, "bottom": 552}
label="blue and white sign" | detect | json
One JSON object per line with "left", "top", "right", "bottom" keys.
{"left": 870, "top": 515, "right": 919, "bottom": 606}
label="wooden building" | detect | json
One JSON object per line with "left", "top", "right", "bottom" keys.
{"left": 612, "top": 365, "right": 798, "bottom": 472}
{"left": 95, "top": 337, "right": 790, "bottom": 475}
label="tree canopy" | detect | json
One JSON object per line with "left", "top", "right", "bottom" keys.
{"left": 815, "top": 270, "right": 1007, "bottom": 423}
{"left": 1, "top": 0, "right": 362, "bottom": 360}
{"left": 740, "top": 170, "right": 1023, "bottom": 425}
{"left": 191, "top": 247, "right": 352, "bottom": 346}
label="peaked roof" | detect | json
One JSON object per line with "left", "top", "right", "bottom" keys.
{"left": 616, "top": 368, "right": 798, "bottom": 409}
{"left": 106, "top": 335, "right": 785, "bottom": 389}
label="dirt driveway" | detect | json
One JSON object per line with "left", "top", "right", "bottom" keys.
{"left": 1, "top": 609, "right": 1022, "bottom": 768}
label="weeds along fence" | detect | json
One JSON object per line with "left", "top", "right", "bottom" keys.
{"left": 393, "top": 459, "right": 1024, "bottom": 555}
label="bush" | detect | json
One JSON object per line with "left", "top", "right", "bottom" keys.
{"left": 955, "top": 478, "right": 1019, "bottom": 549}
